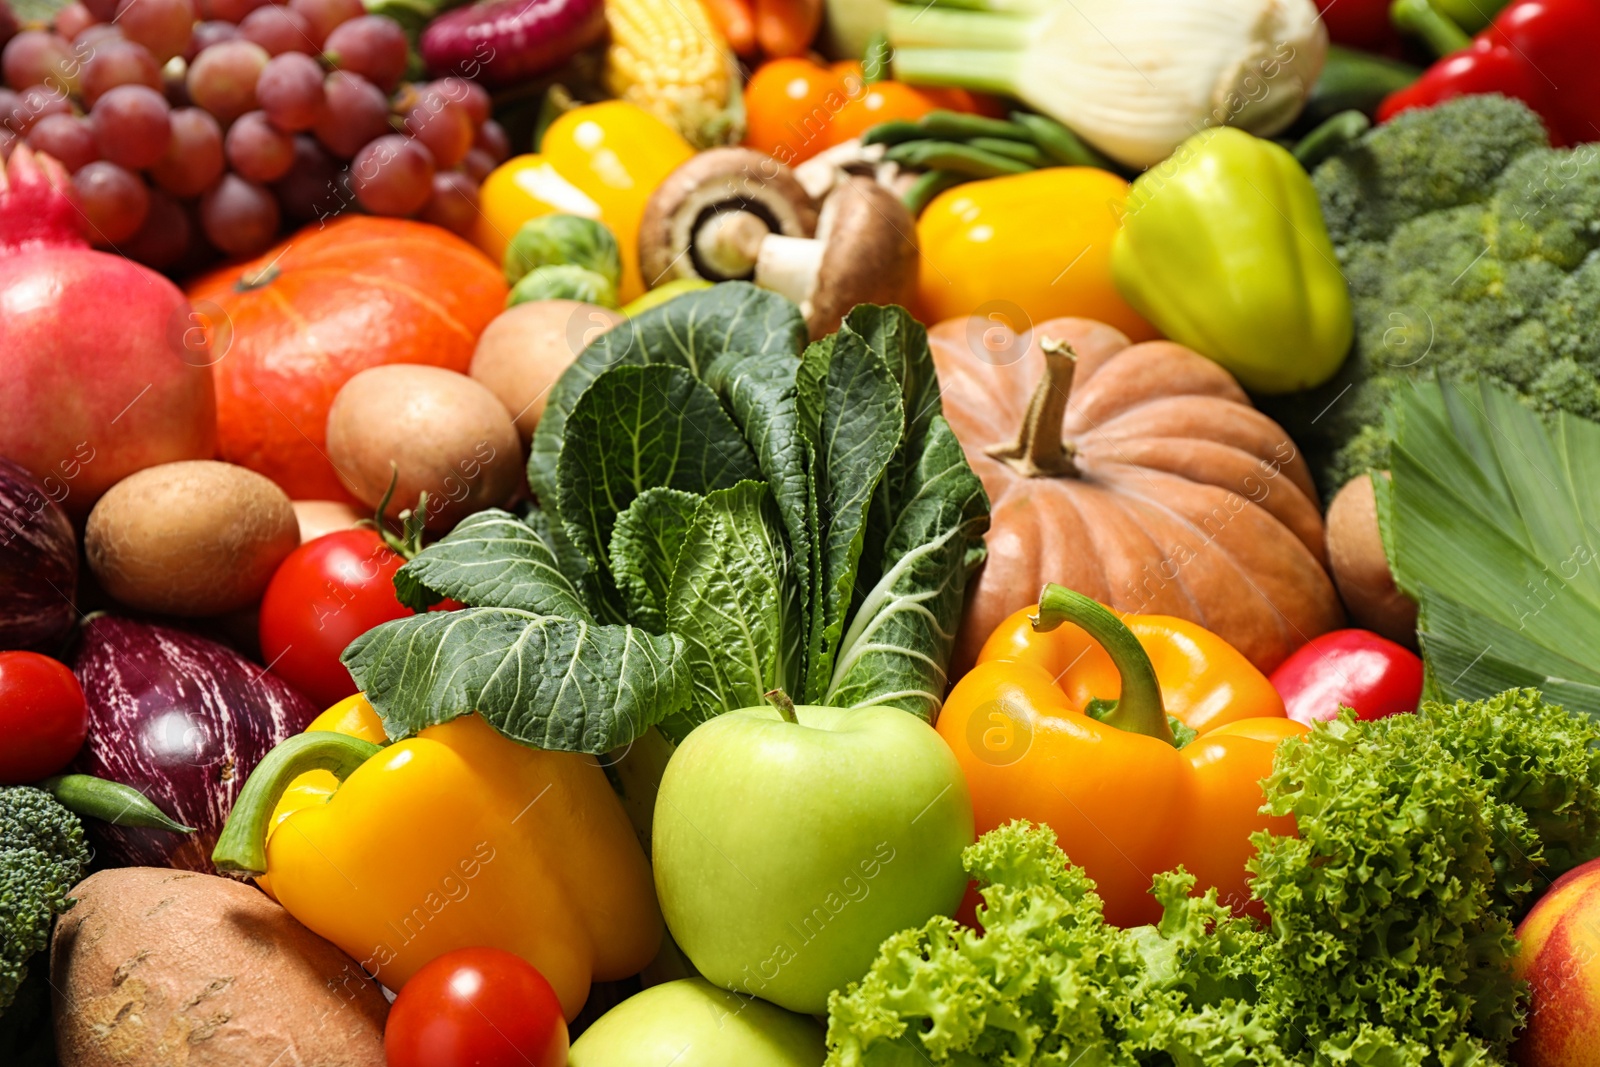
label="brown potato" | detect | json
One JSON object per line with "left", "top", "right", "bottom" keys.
{"left": 85, "top": 461, "right": 299, "bottom": 617}
{"left": 325, "top": 364, "right": 521, "bottom": 531}
{"left": 470, "top": 299, "right": 624, "bottom": 444}
{"left": 1325, "top": 471, "right": 1418, "bottom": 647}
{"left": 51, "top": 867, "right": 388, "bottom": 1067}
{"left": 292, "top": 500, "right": 365, "bottom": 543}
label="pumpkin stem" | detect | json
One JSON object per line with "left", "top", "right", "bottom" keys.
{"left": 986, "top": 337, "right": 1078, "bottom": 477}
{"left": 1030, "top": 584, "right": 1173, "bottom": 744}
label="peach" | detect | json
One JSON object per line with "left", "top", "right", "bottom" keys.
{"left": 1514, "top": 857, "right": 1600, "bottom": 1067}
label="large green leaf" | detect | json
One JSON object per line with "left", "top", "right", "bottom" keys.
{"left": 826, "top": 418, "right": 989, "bottom": 719}
{"left": 348, "top": 508, "right": 689, "bottom": 754}
{"left": 557, "top": 364, "right": 762, "bottom": 621}
{"left": 610, "top": 487, "right": 702, "bottom": 633}
{"left": 530, "top": 282, "right": 814, "bottom": 671}
{"left": 796, "top": 325, "right": 903, "bottom": 700}
{"left": 391, "top": 509, "right": 586, "bottom": 618}
{"left": 662, "top": 481, "right": 802, "bottom": 741}
{"left": 852, "top": 307, "right": 944, "bottom": 616}
{"left": 342, "top": 608, "right": 688, "bottom": 754}
{"left": 528, "top": 282, "right": 807, "bottom": 501}
{"left": 1387, "top": 380, "right": 1600, "bottom": 717}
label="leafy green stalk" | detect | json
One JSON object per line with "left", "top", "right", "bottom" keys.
{"left": 348, "top": 285, "right": 988, "bottom": 753}
{"left": 1383, "top": 379, "right": 1600, "bottom": 716}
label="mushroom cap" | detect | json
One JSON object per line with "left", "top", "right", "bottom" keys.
{"left": 804, "top": 175, "right": 920, "bottom": 340}
{"left": 637, "top": 147, "right": 819, "bottom": 290}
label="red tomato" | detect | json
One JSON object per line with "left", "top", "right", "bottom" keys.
{"left": 0, "top": 651, "right": 89, "bottom": 784}
{"left": 385, "top": 947, "right": 569, "bottom": 1067}
{"left": 1269, "top": 629, "right": 1425, "bottom": 726}
{"left": 258, "top": 529, "right": 413, "bottom": 708}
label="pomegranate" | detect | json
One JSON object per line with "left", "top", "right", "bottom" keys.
{"left": 0, "top": 146, "right": 216, "bottom": 518}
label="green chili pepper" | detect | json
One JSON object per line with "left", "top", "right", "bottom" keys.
{"left": 40, "top": 774, "right": 194, "bottom": 833}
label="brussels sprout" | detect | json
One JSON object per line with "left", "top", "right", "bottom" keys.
{"left": 506, "top": 265, "right": 619, "bottom": 309}
{"left": 503, "top": 215, "right": 623, "bottom": 289}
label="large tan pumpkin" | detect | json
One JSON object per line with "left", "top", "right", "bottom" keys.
{"left": 931, "top": 316, "right": 1343, "bottom": 675}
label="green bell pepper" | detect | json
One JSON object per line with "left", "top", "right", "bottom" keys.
{"left": 1109, "top": 128, "right": 1353, "bottom": 395}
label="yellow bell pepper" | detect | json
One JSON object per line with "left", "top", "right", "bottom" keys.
{"left": 213, "top": 702, "right": 663, "bottom": 1021}
{"left": 915, "top": 167, "right": 1157, "bottom": 342}
{"left": 476, "top": 101, "right": 695, "bottom": 302}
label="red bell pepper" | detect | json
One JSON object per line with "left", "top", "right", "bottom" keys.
{"left": 1381, "top": 0, "right": 1600, "bottom": 146}
{"left": 1317, "top": 0, "right": 1405, "bottom": 51}
{"left": 1268, "top": 629, "right": 1425, "bottom": 726}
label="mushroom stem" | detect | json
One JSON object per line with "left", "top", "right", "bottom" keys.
{"left": 694, "top": 210, "right": 770, "bottom": 279}
{"left": 754, "top": 234, "right": 825, "bottom": 312}
{"left": 986, "top": 337, "right": 1079, "bottom": 477}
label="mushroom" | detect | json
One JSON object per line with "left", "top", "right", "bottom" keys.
{"left": 638, "top": 147, "right": 820, "bottom": 290}
{"left": 639, "top": 149, "right": 920, "bottom": 340}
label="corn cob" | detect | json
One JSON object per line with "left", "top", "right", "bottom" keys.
{"left": 604, "top": 0, "right": 739, "bottom": 148}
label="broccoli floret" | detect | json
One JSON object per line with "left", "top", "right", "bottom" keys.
{"left": 1315, "top": 94, "right": 1547, "bottom": 244}
{"left": 1, "top": 786, "right": 89, "bottom": 1016}
{"left": 1267, "top": 96, "right": 1600, "bottom": 495}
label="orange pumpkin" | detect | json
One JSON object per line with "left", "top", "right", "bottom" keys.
{"left": 931, "top": 316, "right": 1343, "bottom": 677}
{"left": 187, "top": 218, "right": 507, "bottom": 500}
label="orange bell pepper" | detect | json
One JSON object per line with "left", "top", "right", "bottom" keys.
{"left": 937, "top": 584, "right": 1303, "bottom": 927}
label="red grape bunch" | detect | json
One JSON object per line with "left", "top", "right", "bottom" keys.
{"left": 0, "top": 0, "right": 508, "bottom": 269}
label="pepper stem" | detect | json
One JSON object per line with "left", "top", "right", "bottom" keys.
{"left": 211, "top": 731, "right": 383, "bottom": 878}
{"left": 986, "top": 337, "right": 1078, "bottom": 477}
{"left": 765, "top": 689, "right": 799, "bottom": 724}
{"left": 1391, "top": 0, "right": 1473, "bottom": 57}
{"left": 1030, "top": 584, "right": 1172, "bottom": 743}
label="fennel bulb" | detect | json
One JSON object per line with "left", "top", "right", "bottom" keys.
{"left": 887, "top": 0, "right": 1327, "bottom": 168}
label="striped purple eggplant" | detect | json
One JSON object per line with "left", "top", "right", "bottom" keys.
{"left": 0, "top": 456, "right": 76, "bottom": 653}
{"left": 420, "top": 0, "right": 606, "bottom": 88}
{"left": 71, "top": 615, "right": 319, "bottom": 871}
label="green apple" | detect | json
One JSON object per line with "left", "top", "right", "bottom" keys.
{"left": 652, "top": 701, "right": 974, "bottom": 1014}
{"left": 568, "top": 978, "right": 824, "bottom": 1067}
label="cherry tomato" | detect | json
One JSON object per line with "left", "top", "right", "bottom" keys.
{"left": 0, "top": 651, "right": 89, "bottom": 784}
{"left": 743, "top": 57, "right": 848, "bottom": 164}
{"left": 258, "top": 529, "right": 412, "bottom": 709}
{"left": 385, "top": 947, "right": 569, "bottom": 1067}
{"left": 826, "top": 80, "right": 939, "bottom": 147}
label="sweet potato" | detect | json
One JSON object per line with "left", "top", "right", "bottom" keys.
{"left": 51, "top": 867, "right": 387, "bottom": 1067}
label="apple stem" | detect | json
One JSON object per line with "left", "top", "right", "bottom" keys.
{"left": 765, "top": 689, "right": 799, "bottom": 724}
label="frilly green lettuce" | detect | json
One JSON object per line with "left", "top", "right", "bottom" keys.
{"left": 828, "top": 689, "right": 1600, "bottom": 1066}
{"left": 825, "top": 822, "right": 1281, "bottom": 1066}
